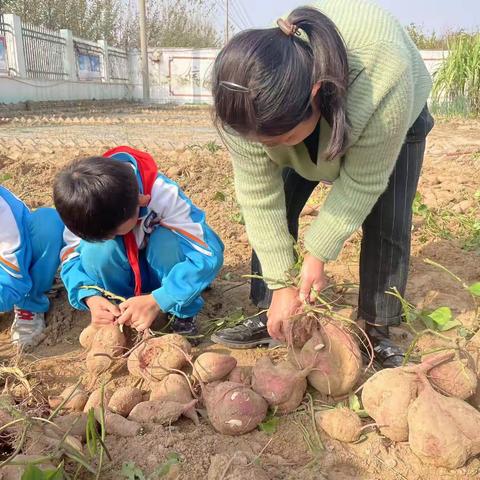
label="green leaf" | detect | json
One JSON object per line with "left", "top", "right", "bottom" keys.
{"left": 420, "top": 314, "right": 436, "bottom": 331}
{"left": 458, "top": 327, "right": 470, "bottom": 338}
{"left": 427, "top": 307, "right": 453, "bottom": 326}
{"left": 258, "top": 416, "right": 280, "bottom": 435}
{"left": 121, "top": 462, "right": 146, "bottom": 480}
{"left": 437, "top": 319, "right": 461, "bottom": 332}
{"left": 213, "top": 191, "right": 226, "bottom": 202}
{"left": 348, "top": 393, "right": 361, "bottom": 413}
{"left": 21, "top": 465, "right": 63, "bottom": 480}
{"left": 151, "top": 453, "right": 181, "bottom": 478}
{"left": 468, "top": 282, "right": 480, "bottom": 297}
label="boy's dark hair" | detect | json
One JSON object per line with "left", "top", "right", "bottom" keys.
{"left": 53, "top": 156, "right": 139, "bottom": 241}
{"left": 212, "top": 6, "right": 349, "bottom": 160}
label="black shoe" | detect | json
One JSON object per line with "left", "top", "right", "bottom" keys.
{"left": 170, "top": 316, "right": 199, "bottom": 335}
{"left": 366, "top": 325, "right": 405, "bottom": 368}
{"left": 210, "top": 312, "right": 276, "bottom": 349}
{"left": 170, "top": 316, "right": 201, "bottom": 346}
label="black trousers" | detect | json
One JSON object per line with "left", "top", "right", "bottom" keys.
{"left": 251, "top": 106, "right": 435, "bottom": 326}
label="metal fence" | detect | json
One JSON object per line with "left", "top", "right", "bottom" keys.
{"left": 21, "top": 22, "right": 66, "bottom": 80}
{"left": 74, "top": 38, "right": 105, "bottom": 81}
{"left": 0, "top": 14, "right": 14, "bottom": 75}
{"left": 108, "top": 46, "right": 129, "bottom": 81}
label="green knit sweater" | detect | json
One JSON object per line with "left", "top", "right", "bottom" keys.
{"left": 226, "top": 0, "right": 432, "bottom": 288}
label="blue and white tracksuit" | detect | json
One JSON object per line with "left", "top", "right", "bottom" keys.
{"left": 0, "top": 186, "right": 64, "bottom": 313}
{"left": 60, "top": 155, "right": 224, "bottom": 318}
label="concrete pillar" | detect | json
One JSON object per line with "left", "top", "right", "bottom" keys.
{"left": 98, "top": 39, "right": 109, "bottom": 82}
{"left": 60, "top": 29, "right": 76, "bottom": 81}
{"left": 3, "top": 14, "right": 26, "bottom": 77}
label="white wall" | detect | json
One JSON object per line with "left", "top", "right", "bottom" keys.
{"left": 129, "top": 48, "right": 218, "bottom": 104}
{"left": 0, "top": 77, "right": 133, "bottom": 103}
{"left": 0, "top": 25, "right": 447, "bottom": 106}
{"left": 421, "top": 50, "right": 448, "bottom": 77}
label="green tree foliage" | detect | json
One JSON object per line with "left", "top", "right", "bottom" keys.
{"left": 0, "top": 0, "right": 220, "bottom": 48}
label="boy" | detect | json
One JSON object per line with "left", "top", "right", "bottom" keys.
{"left": 0, "top": 186, "right": 65, "bottom": 347}
{"left": 54, "top": 146, "right": 224, "bottom": 335}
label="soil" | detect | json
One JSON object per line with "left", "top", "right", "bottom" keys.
{"left": 0, "top": 102, "right": 479, "bottom": 479}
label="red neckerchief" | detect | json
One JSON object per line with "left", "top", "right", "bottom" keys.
{"left": 103, "top": 146, "right": 158, "bottom": 296}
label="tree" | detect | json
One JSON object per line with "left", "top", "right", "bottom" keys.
{"left": 1, "top": 0, "right": 221, "bottom": 48}
{"left": 120, "top": 0, "right": 221, "bottom": 49}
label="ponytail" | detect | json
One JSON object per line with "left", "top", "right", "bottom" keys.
{"left": 288, "top": 7, "right": 350, "bottom": 159}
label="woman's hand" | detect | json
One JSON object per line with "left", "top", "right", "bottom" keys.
{"left": 267, "top": 287, "right": 303, "bottom": 342}
{"left": 117, "top": 294, "right": 161, "bottom": 332}
{"left": 298, "top": 254, "right": 327, "bottom": 303}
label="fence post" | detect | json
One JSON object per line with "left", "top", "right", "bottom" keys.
{"left": 60, "top": 29, "right": 76, "bottom": 81}
{"left": 98, "top": 39, "right": 109, "bottom": 82}
{"left": 3, "top": 14, "right": 26, "bottom": 77}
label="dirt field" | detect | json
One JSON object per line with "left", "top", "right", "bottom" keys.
{"left": 0, "top": 102, "right": 479, "bottom": 479}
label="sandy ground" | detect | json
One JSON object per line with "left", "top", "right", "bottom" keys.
{"left": 0, "top": 102, "right": 479, "bottom": 479}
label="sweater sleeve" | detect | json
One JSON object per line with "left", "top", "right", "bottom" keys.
{"left": 228, "top": 136, "right": 296, "bottom": 289}
{"left": 304, "top": 68, "right": 414, "bottom": 262}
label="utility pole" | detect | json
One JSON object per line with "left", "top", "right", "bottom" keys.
{"left": 225, "top": 0, "right": 229, "bottom": 44}
{"left": 138, "top": 0, "right": 150, "bottom": 101}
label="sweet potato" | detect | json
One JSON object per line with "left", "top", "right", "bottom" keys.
{"left": 408, "top": 374, "right": 480, "bottom": 469}
{"left": 83, "top": 387, "right": 113, "bottom": 413}
{"left": 193, "top": 352, "right": 237, "bottom": 383}
{"left": 128, "top": 399, "right": 198, "bottom": 425}
{"left": 286, "top": 314, "right": 320, "bottom": 349}
{"left": 252, "top": 357, "right": 310, "bottom": 413}
{"left": 127, "top": 334, "right": 191, "bottom": 383}
{"left": 108, "top": 387, "right": 143, "bottom": 417}
{"left": 315, "top": 407, "right": 363, "bottom": 443}
{"left": 149, "top": 374, "right": 199, "bottom": 425}
{"left": 48, "top": 385, "right": 88, "bottom": 412}
{"left": 300, "top": 321, "right": 362, "bottom": 397}
{"left": 427, "top": 358, "right": 477, "bottom": 399}
{"left": 228, "top": 366, "right": 252, "bottom": 385}
{"left": 51, "top": 412, "right": 89, "bottom": 441}
{"left": 92, "top": 325, "right": 126, "bottom": 356}
{"left": 466, "top": 331, "right": 480, "bottom": 408}
{"left": 86, "top": 345, "right": 113, "bottom": 375}
{"left": 95, "top": 408, "right": 144, "bottom": 437}
{"left": 362, "top": 351, "right": 455, "bottom": 442}
{"left": 79, "top": 324, "right": 101, "bottom": 349}
{"left": 204, "top": 381, "right": 268, "bottom": 435}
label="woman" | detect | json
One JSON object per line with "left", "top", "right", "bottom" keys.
{"left": 210, "top": 0, "right": 434, "bottom": 367}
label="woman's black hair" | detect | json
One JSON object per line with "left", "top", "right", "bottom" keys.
{"left": 212, "top": 6, "right": 350, "bottom": 160}
{"left": 53, "top": 157, "right": 139, "bottom": 241}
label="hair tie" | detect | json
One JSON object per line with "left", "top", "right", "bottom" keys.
{"left": 277, "top": 18, "right": 299, "bottom": 37}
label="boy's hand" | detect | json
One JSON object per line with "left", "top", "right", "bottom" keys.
{"left": 85, "top": 295, "right": 120, "bottom": 325}
{"left": 117, "top": 294, "right": 161, "bottom": 332}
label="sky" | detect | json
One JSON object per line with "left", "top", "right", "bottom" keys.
{"left": 228, "top": 0, "right": 480, "bottom": 33}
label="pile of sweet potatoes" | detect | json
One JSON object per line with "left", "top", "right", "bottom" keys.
{"left": 73, "top": 317, "right": 366, "bottom": 439}
{"left": 361, "top": 343, "right": 480, "bottom": 469}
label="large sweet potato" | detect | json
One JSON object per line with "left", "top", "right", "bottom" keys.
{"left": 203, "top": 381, "right": 268, "bottom": 435}
{"left": 251, "top": 357, "right": 309, "bottom": 413}
{"left": 149, "top": 374, "right": 199, "bottom": 425}
{"left": 408, "top": 375, "right": 480, "bottom": 469}
{"left": 127, "top": 334, "right": 191, "bottom": 383}
{"left": 300, "top": 321, "right": 362, "bottom": 397}
{"left": 362, "top": 351, "right": 455, "bottom": 442}
{"left": 193, "top": 353, "right": 237, "bottom": 383}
